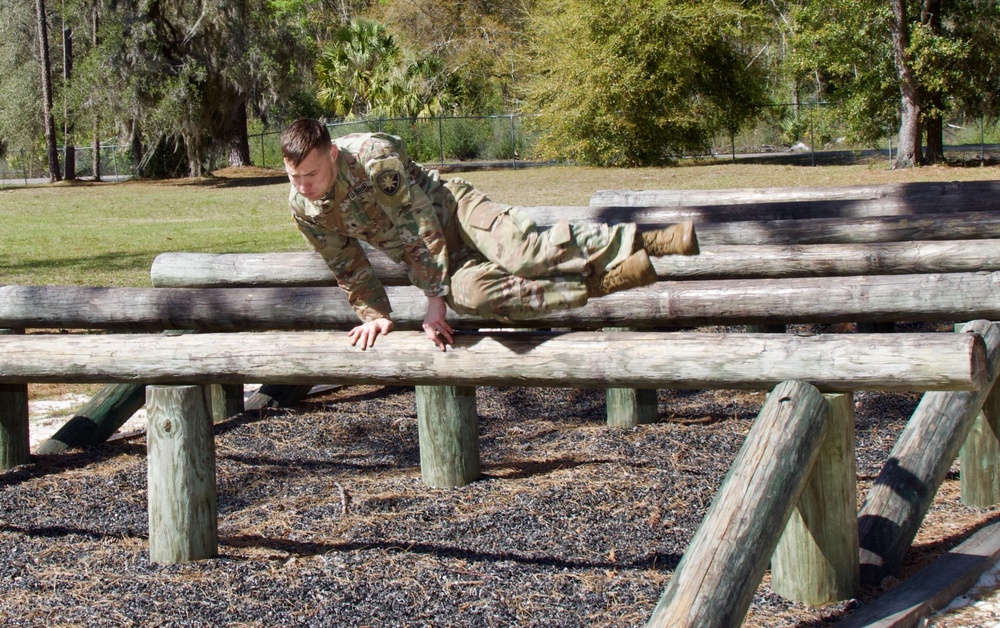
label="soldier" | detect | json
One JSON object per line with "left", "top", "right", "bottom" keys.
{"left": 281, "top": 118, "right": 699, "bottom": 351}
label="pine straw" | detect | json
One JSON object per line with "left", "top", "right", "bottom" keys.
{"left": 2, "top": 327, "right": 1000, "bottom": 626}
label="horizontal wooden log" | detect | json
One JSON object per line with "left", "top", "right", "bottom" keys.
{"left": 6, "top": 272, "right": 1000, "bottom": 331}
{"left": 590, "top": 180, "right": 1000, "bottom": 208}
{"left": 0, "top": 330, "right": 988, "bottom": 392}
{"left": 151, "top": 239, "right": 1000, "bottom": 288}
{"left": 695, "top": 212, "right": 1000, "bottom": 245}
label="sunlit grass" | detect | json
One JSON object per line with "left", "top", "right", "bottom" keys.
{"left": 2, "top": 160, "right": 999, "bottom": 286}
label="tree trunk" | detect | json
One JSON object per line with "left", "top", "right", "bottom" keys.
{"left": 91, "top": 1, "right": 101, "bottom": 181}
{"left": 63, "top": 25, "right": 75, "bottom": 181}
{"left": 227, "top": 101, "right": 252, "bottom": 167}
{"left": 35, "top": 0, "right": 61, "bottom": 182}
{"left": 130, "top": 119, "right": 143, "bottom": 177}
{"left": 921, "top": 0, "right": 945, "bottom": 164}
{"left": 891, "top": 0, "right": 923, "bottom": 169}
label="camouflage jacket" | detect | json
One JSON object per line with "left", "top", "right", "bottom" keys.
{"left": 288, "top": 133, "right": 449, "bottom": 322}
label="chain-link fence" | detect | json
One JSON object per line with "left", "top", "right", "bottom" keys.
{"left": 0, "top": 144, "right": 135, "bottom": 184}
{"left": 251, "top": 114, "right": 537, "bottom": 171}
{"left": 5, "top": 107, "right": 1000, "bottom": 185}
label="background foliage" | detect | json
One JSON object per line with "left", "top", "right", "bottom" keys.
{"left": 2, "top": 0, "right": 1000, "bottom": 174}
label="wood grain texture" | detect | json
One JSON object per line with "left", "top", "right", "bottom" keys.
{"left": 8, "top": 272, "right": 1000, "bottom": 331}
{"left": 150, "top": 239, "right": 1000, "bottom": 287}
{"left": 146, "top": 385, "right": 217, "bottom": 565}
{"left": 771, "top": 393, "right": 859, "bottom": 605}
{"left": 647, "top": 380, "right": 830, "bottom": 627}
{"left": 0, "top": 330, "right": 988, "bottom": 392}
{"left": 858, "top": 320, "right": 1000, "bottom": 585}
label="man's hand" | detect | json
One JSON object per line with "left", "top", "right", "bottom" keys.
{"left": 422, "top": 296, "right": 454, "bottom": 351}
{"left": 348, "top": 317, "right": 394, "bottom": 350}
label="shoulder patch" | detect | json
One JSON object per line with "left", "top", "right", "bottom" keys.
{"left": 376, "top": 170, "right": 402, "bottom": 197}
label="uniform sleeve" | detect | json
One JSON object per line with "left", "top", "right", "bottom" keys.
{"left": 293, "top": 214, "right": 392, "bottom": 322}
{"left": 365, "top": 150, "right": 449, "bottom": 298}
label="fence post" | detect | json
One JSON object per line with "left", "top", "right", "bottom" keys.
{"left": 438, "top": 117, "right": 444, "bottom": 166}
{"left": 416, "top": 385, "right": 480, "bottom": 488}
{"left": 146, "top": 385, "right": 218, "bottom": 564}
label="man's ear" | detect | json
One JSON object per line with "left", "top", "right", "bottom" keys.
{"left": 329, "top": 143, "right": 339, "bottom": 161}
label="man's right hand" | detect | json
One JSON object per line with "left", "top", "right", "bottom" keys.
{"left": 348, "top": 317, "right": 395, "bottom": 350}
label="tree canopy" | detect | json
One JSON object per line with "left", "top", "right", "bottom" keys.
{"left": 3, "top": 0, "right": 1000, "bottom": 174}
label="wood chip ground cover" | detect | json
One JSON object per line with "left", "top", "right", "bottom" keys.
{"left": 2, "top": 324, "right": 1000, "bottom": 626}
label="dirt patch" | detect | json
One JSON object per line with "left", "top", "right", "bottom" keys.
{"left": 2, "top": 325, "right": 999, "bottom": 626}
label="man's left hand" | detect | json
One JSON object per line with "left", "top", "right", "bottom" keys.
{"left": 422, "top": 296, "right": 454, "bottom": 351}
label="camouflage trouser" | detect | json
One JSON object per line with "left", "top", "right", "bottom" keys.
{"left": 435, "top": 177, "right": 637, "bottom": 321}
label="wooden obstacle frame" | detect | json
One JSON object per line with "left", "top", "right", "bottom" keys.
{"left": 6, "top": 180, "right": 1000, "bottom": 625}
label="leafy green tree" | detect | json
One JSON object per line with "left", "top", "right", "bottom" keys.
{"left": 35, "top": 0, "right": 61, "bottom": 180}
{"left": 521, "top": 0, "right": 769, "bottom": 166}
{"left": 374, "top": 0, "right": 532, "bottom": 115}
{"left": 789, "top": 0, "right": 997, "bottom": 168}
{"left": 315, "top": 17, "right": 448, "bottom": 119}
{"left": 81, "top": 0, "right": 313, "bottom": 177}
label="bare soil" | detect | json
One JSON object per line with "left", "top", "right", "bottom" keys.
{"left": 2, "top": 323, "right": 999, "bottom": 627}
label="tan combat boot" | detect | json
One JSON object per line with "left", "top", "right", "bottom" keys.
{"left": 586, "top": 249, "right": 658, "bottom": 297}
{"left": 640, "top": 221, "right": 700, "bottom": 256}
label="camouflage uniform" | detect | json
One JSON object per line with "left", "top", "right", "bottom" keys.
{"left": 289, "top": 132, "right": 637, "bottom": 322}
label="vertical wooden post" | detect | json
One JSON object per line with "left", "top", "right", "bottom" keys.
{"left": 858, "top": 320, "right": 1000, "bottom": 585}
{"left": 960, "top": 382, "right": 1000, "bottom": 507}
{"left": 204, "top": 384, "right": 244, "bottom": 423}
{"left": 606, "top": 388, "right": 658, "bottom": 427}
{"left": 647, "top": 380, "right": 830, "bottom": 628}
{"left": 605, "top": 327, "right": 657, "bottom": 427}
{"left": 415, "top": 385, "right": 480, "bottom": 488}
{"left": 146, "top": 385, "right": 217, "bottom": 564}
{"left": 771, "top": 393, "right": 859, "bottom": 604}
{"left": 0, "top": 328, "right": 29, "bottom": 470}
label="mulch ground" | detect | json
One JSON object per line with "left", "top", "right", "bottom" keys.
{"left": 2, "top": 323, "right": 1000, "bottom": 627}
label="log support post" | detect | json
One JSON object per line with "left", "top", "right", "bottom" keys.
{"left": 858, "top": 320, "right": 1000, "bottom": 585}
{"left": 205, "top": 384, "right": 244, "bottom": 423}
{"left": 771, "top": 393, "right": 859, "bottom": 604}
{"left": 146, "top": 385, "right": 218, "bottom": 565}
{"left": 0, "top": 329, "right": 28, "bottom": 469}
{"left": 960, "top": 377, "right": 1000, "bottom": 507}
{"left": 647, "top": 380, "right": 830, "bottom": 627}
{"left": 605, "top": 328, "right": 658, "bottom": 427}
{"left": 415, "top": 385, "right": 480, "bottom": 488}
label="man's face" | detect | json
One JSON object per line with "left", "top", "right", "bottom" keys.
{"left": 284, "top": 144, "right": 338, "bottom": 202}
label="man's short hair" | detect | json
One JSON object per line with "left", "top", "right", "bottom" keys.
{"left": 281, "top": 119, "right": 331, "bottom": 166}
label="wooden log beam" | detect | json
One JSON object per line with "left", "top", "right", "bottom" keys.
{"left": 8, "top": 272, "right": 1000, "bottom": 331}
{"left": 857, "top": 320, "right": 1000, "bottom": 585}
{"left": 0, "top": 330, "right": 988, "bottom": 392}
{"left": 35, "top": 383, "right": 146, "bottom": 454}
{"left": 590, "top": 180, "right": 1000, "bottom": 208}
{"left": 524, "top": 207, "right": 1000, "bottom": 243}
{"left": 700, "top": 211, "right": 1000, "bottom": 246}
{"left": 647, "top": 380, "right": 831, "bottom": 627}
{"left": 150, "top": 239, "right": 1000, "bottom": 288}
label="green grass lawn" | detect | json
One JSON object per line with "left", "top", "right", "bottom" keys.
{"left": 3, "top": 160, "right": 999, "bottom": 287}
